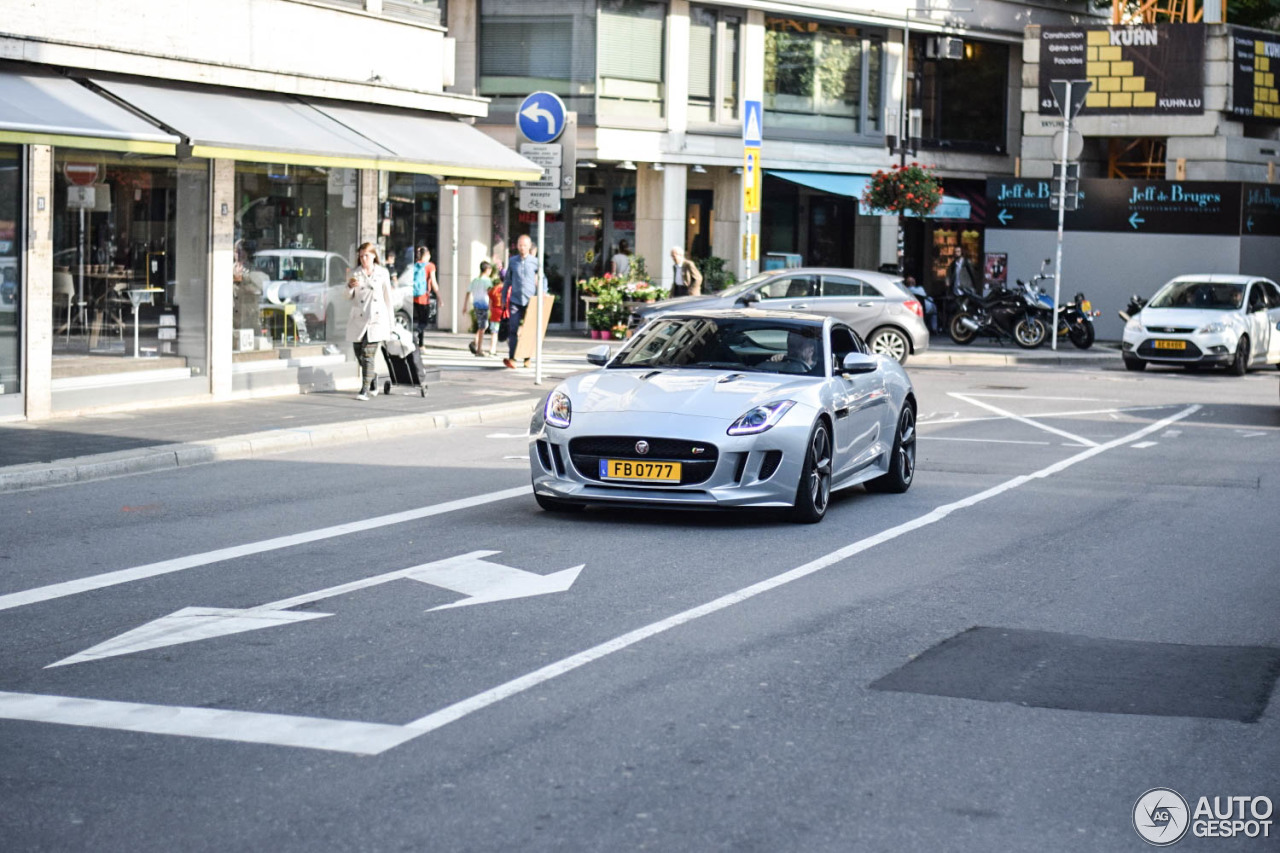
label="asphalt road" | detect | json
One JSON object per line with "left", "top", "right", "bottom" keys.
{"left": 1, "top": 360, "right": 1278, "bottom": 851}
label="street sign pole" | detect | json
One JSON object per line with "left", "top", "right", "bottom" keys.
{"left": 1049, "top": 79, "right": 1090, "bottom": 351}
{"left": 536, "top": 208, "right": 545, "bottom": 386}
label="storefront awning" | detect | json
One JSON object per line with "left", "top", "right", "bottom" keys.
{"left": 92, "top": 78, "right": 542, "bottom": 184}
{"left": 308, "top": 102, "right": 543, "bottom": 184}
{"left": 767, "top": 170, "right": 972, "bottom": 220}
{"left": 0, "top": 71, "right": 179, "bottom": 155}
{"left": 92, "top": 78, "right": 390, "bottom": 170}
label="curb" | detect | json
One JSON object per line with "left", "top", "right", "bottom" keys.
{"left": 0, "top": 397, "right": 542, "bottom": 494}
{"left": 911, "top": 350, "right": 1119, "bottom": 367}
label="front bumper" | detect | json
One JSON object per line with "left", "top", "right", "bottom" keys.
{"left": 530, "top": 410, "right": 814, "bottom": 509}
{"left": 1121, "top": 330, "right": 1235, "bottom": 364}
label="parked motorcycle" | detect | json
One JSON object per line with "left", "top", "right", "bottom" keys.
{"left": 948, "top": 267, "right": 1049, "bottom": 349}
{"left": 1118, "top": 294, "right": 1147, "bottom": 323}
{"left": 1056, "top": 292, "right": 1100, "bottom": 349}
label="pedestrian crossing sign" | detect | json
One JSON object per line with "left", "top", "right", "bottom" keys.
{"left": 743, "top": 100, "right": 762, "bottom": 147}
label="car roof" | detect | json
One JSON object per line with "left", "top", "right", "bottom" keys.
{"left": 1168, "top": 274, "right": 1268, "bottom": 285}
{"left": 763, "top": 267, "right": 902, "bottom": 280}
{"left": 253, "top": 249, "right": 344, "bottom": 259}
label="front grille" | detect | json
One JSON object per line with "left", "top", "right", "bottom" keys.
{"left": 1145, "top": 326, "right": 1196, "bottom": 334}
{"left": 1137, "top": 339, "right": 1204, "bottom": 359}
{"left": 568, "top": 436, "right": 720, "bottom": 486}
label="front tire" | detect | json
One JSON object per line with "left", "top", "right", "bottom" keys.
{"left": 789, "top": 420, "right": 833, "bottom": 524}
{"left": 866, "top": 401, "right": 916, "bottom": 494}
{"left": 1013, "top": 315, "right": 1048, "bottom": 348}
{"left": 1229, "top": 336, "right": 1249, "bottom": 376}
{"left": 867, "top": 327, "right": 910, "bottom": 364}
{"left": 948, "top": 314, "right": 978, "bottom": 345}
{"left": 1122, "top": 353, "right": 1147, "bottom": 371}
{"left": 1068, "top": 322, "right": 1095, "bottom": 349}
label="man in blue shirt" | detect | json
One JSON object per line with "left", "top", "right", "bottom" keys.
{"left": 502, "top": 234, "right": 544, "bottom": 368}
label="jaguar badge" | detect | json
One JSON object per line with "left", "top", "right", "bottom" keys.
{"left": 635, "top": 440, "right": 650, "bottom": 455}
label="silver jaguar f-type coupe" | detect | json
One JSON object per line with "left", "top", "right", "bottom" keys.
{"left": 529, "top": 310, "right": 916, "bottom": 523}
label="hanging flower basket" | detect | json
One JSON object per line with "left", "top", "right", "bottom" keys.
{"left": 861, "top": 162, "right": 943, "bottom": 218}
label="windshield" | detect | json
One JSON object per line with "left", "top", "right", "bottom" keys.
{"left": 1148, "top": 280, "right": 1244, "bottom": 310}
{"left": 611, "top": 317, "right": 826, "bottom": 377}
{"left": 715, "top": 272, "right": 774, "bottom": 299}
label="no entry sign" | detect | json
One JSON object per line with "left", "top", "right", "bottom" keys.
{"left": 63, "top": 162, "right": 100, "bottom": 186}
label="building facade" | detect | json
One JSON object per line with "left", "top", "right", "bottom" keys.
{"left": 0, "top": 0, "right": 538, "bottom": 421}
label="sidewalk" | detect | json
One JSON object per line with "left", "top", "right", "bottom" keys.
{"left": 0, "top": 329, "right": 1120, "bottom": 493}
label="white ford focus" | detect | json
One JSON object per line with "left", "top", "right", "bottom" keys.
{"left": 1122, "top": 275, "right": 1280, "bottom": 374}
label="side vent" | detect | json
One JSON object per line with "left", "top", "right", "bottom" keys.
{"left": 536, "top": 440, "right": 554, "bottom": 473}
{"left": 758, "top": 450, "right": 783, "bottom": 481}
{"left": 549, "top": 443, "right": 567, "bottom": 476}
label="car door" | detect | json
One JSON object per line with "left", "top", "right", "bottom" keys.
{"left": 1245, "top": 281, "right": 1271, "bottom": 361}
{"left": 754, "top": 274, "right": 817, "bottom": 312}
{"left": 828, "top": 324, "right": 886, "bottom": 478}
{"left": 1263, "top": 280, "right": 1280, "bottom": 364}
{"left": 811, "top": 274, "right": 886, "bottom": 336}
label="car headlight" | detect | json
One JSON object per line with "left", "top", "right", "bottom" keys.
{"left": 727, "top": 400, "right": 796, "bottom": 436}
{"left": 1124, "top": 316, "right": 1144, "bottom": 335}
{"left": 1197, "top": 321, "right": 1226, "bottom": 334}
{"left": 544, "top": 391, "right": 572, "bottom": 428}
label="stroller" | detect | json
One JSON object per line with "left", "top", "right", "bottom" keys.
{"left": 380, "top": 326, "right": 429, "bottom": 397}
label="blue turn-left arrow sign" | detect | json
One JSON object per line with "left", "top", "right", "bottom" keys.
{"left": 998, "top": 209, "right": 1012, "bottom": 225}
{"left": 517, "top": 92, "right": 567, "bottom": 144}
{"left": 1129, "top": 212, "right": 1145, "bottom": 230}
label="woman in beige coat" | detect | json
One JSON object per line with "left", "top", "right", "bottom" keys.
{"left": 346, "top": 241, "right": 396, "bottom": 400}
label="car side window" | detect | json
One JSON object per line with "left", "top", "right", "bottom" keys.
{"left": 1262, "top": 281, "right": 1280, "bottom": 309}
{"left": 1248, "top": 283, "right": 1268, "bottom": 312}
{"left": 330, "top": 258, "right": 347, "bottom": 287}
{"left": 759, "top": 275, "right": 816, "bottom": 299}
{"left": 820, "top": 276, "right": 867, "bottom": 297}
{"left": 830, "top": 326, "right": 859, "bottom": 370}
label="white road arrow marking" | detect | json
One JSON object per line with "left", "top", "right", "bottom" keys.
{"left": 47, "top": 551, "right": 583, "bottom": 668}
{"left": 520, "top": 103, "right": 556, "bottom": 133}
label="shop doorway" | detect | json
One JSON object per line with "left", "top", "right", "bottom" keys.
{"left": 686, "top": 190, "right": 713, "bottom": 260}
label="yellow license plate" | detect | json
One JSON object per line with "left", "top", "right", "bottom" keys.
{"left": 599, "top": 459, "right": 682, "bottom": 483}
{"left": 1154, "top": 339, "right": 1186, "bottom": 350}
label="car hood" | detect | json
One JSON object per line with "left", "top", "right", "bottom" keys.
{"left": 562, "top": 369, "right": 818, "bottom": 419}
{"left": 1137, "top": 307, "right": 1243, "bottom": 330}
{"left": 638, "top": 294, "right": 729, "bottom": 316}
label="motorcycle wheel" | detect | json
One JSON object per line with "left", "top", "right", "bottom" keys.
{"left": 1013, "top": 316, "right": 1048, "bottom": 349}
{"left": 948, "top": 313, "right": 978, "bottom": 345}
{"left": 1068, "top": 322, "right": 1095, "bottom": 350}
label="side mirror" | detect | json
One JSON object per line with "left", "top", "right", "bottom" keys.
{"left": 735, "top": 291, "right": 761, "bottom": 307}
{"left": 840, "top": 352, "right": 880, "bottom": 374}
{"left": 586, "top": 344, "right": 612, "bottom": 366}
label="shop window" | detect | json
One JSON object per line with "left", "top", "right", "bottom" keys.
{"left": 51, "top": 151, "right": 208, "bottom": 380}
{"left": 598, "top": 0, "right": 666, "bottom": 120}
{"left": 233, "top": 163, "right": 358, "bottom": 347}
{"left": 479, "top": 0, "right": 597, "bottom": 118}
{"left": 764, "top": 17, "right": 884, "bottom": 139}
{"left": 383, "top": 172, "right": 440, "bottom": 288}
{"left": 689, "top": 6, "right": 741, "bottom": 125}
{"left": 917, "top": 38, "right": 1008, "bottom": 153}
{"left": 0, "top": 145, "right": 19, "bottom": 396}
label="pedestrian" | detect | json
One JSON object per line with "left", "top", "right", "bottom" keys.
{"left": 944, "top": 245, "right": 979, "bottom": 330}
{"left": 485, "top": 274, "right": 504, "bottom": 356}
{"left": 345, "top": 241, "right": 395, "bottom": 401}
{"left": 610, "top": 239, "right": 632, "bottom": 278}
{"left": 670, "top": 246, "right": 703, "bottom": 297}
{"left": 411, "top": 246, "right": 440, "bottom": 348}
{"left": 501, "top": 234, "right": 543, "bottom": 369}
{"left": 464, "top": 261, "right": 495, "bottom": 356}
{"left": 903, "top": 274, "right": 938, "bottom": 334}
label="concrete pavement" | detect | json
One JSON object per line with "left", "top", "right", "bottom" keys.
{"left": 0, "top": 329, "right": 1121, "bottom": 493}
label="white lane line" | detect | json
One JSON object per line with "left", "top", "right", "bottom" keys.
{"left": 0, "top": 406, "right": 1199, "bottom": 754}
{"left": 1131, "top": 441, "right": 1158, "bottom": 449}
{"left": 0, "top": 691, "right": 416, "bottom": 755}
{"left": 963, "top": 393, "right": 1109, "bottom": 401}
{"left": 918, "top": 437, "right": 1052, "bottom": 446}
{"left": 919, "top": 405, "right": 1172, "bottom": 427}
{"left": 949, "top": 392, "right": 1099, "bottom": 447}
{"left": 399, "top": 405, "right": 1201, "bottom": 743}
{"left": 0, "top": 487, "right": 531, "bottom": 613}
